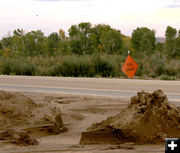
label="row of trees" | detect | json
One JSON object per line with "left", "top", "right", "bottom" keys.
{"left": 0, "top": 23, "right": 180, "bottom": 58}
{"left": 0, "top": 23, "right": 124, "bottom": 57}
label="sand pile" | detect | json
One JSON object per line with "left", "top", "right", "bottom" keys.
{"left": 0, "top": 90, "right": 61, "bottom": 130}
{"left": 80, "top": 90, "right": 180, "bottom": 144}
{"left": 0, "top": 129, "right": 39, "bottom": 146}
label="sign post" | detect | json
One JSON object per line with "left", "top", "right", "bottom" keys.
{"left": 121, "top": 51, "right": 138, "bottom": 79}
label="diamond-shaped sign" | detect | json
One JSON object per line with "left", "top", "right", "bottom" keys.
{"left": 121, "top": 55, "right": 138, "bottom": 79}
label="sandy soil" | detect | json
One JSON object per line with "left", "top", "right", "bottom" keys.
{"left": 0, "top": 91, "right": 166, "bottom": 153}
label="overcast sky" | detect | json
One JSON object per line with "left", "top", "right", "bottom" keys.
{"left": 0, "top": 0, "right": 180, "bottom": 38}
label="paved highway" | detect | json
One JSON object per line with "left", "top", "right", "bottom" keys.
{"left": 0, "top": 75, "right": 179, "bottom": 105}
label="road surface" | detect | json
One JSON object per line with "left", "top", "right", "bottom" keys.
{"left": 0, "top": 75, "right": 179, "bottom": 105}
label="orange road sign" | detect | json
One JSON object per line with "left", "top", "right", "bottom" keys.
{"left": 121, "top": 55, "right": 138, "bottom": 79}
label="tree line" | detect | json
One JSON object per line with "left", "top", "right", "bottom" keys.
{"left": 0, "top": 22, "right": 180, "bottom": 58}
{"left": 0, "top": 23, "right": 180, "bottom": 79}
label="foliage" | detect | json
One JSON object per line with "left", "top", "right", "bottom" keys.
{"left": 0, "top": 23, "right": 180, "bottom": 80}
{"left": 99, "top": 29, "right": 123, "bottom": 54}
{"left": 68, "top": 22, "right": 94, "bottom": 55}
{"left": 131, "top": 27, "right": 155, "bottom": 53}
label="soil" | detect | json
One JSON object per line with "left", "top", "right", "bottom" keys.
{"left": 0, "top": 90, "right": 65, "bottom": 145}
{"left": 0, "top": 90, "right": 177, "bottom": 153}
{"left": 80, "top": 90, "right": 180, "bottom": 145}
{"left": 0, "top": 129, "right": 39, "bottom": 146}
{"left": 0, "top": 90, "right": 62, "bottom": 131}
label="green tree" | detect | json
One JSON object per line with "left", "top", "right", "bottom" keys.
{"left": 68, "top": 22, "right": 94, "bottom": 55}
{"left": 91, "top": 24, "right": 112, "bottom": 52}
{"left": 47, "top": 32, "right": 60, "bottom": 55}
{"left": 58, "top": 29, "right": 69, "bottom": 55}
{"left": 165, "top": 26, "right": 177, "bottom": 57}
{"left": 131, "top": 27, "right": 155, "bottom": 53}
{"left": 156, "top": 42, "right": 165, "bottom": 52}
{"left": 1, "top": 36, "right": 12, "bottom": 49}
{"left": 0, "top": 41, "right": 3, "bottom": 49}
{"left": 99, "top": 29, "right": 123, "bottom": 54}
{"left": 24, "top": 30, "right": 45, "bottom": 56}
{"left": 10, "top": 29, "right": 26, "bottom": 56}
{"left": 174, "top": 31, "right": 180, "bottom": 57}
{"left": 13, "top": 29, "right": 24, "bottom": 36}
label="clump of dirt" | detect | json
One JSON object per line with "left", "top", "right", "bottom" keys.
{"left": 15, "top": 131, "right": 39, "bottom": 146}
{"left": 99, "top": 143, "right": 135, "bottom": 150}
{"left": 52, "top": 114, "right": 68, "bottom": 134}
{"left": 0, "top": 90, "right": 62, "bottom": 130}
{"left": 0, "top": 129, "right": 38, "bottom": 146}
{"left": 80, "top": 90, "right": 180, "bottom": 144}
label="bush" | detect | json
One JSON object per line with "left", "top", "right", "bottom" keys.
{"left": 0, "top": 59, "right": 36, "bottom": 76}
{"left": 160, "top": 75, "right": 176, "bottom": 80}
{"left": 1, "top": 60, "right": 13, "bottom": 75}
{"left": 22, "top": 63, "right": 36, "bottom": 76}
{"left": 0, "top": 53, "right": 180, "bottom": 79}
{"left": 92, "top": 55, "right": 115, "bottom": 77}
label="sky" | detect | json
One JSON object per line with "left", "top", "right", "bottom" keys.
{"left": 0, "top": 0, "right": 180, "bottom": 39}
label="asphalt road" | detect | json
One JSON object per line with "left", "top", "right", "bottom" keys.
{"left": 0, "top": 75, "right": 180, "bottom": 105}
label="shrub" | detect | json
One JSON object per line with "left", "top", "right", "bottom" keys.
{"left": 1, "top": 60, "right": 13, "bottom": 75}
{"left": 92, "top": 55, "right": 115, "bottom": 77}
{"left": 160, "top": 75, "right": 176, "bottom": 80}
{"left": 0, "top": 53, "right": 180, "bottom": 79}
{"left": 22, "top": 63, "right": 36, "bottom": 76}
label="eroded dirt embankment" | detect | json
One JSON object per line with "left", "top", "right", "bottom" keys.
{"left": 80, "top": 90, "right": 180, "bottom": 144}
{"left": 0, "top": 90, "right": 65, "bottom": 145}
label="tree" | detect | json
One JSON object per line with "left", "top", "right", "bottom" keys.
{"left": 165, "top": 26, "right": 177, "bottom": 39}
{"left": 24, "top": 30, "right": 45, "bottom": 56}
{"left": 68, "top": 22, "right": 94, "bottom": 55}
{"left": 58, "top": 29, "right": 69, "bottom": 55}
{"left": 131, "top": 27, "right": 155, "bottom": 53}
{"left": 156, "top": 42, "right": 165, "bottom": 52}
{"left": 1, "top": 36, "right": 12, "bottom": 49}
{"left": 47, "top": 32, "right": 60, "bottom": 55}
{"left": 0, "top": 41, "right": 2, "bottom": 49}
{"left": 174, "top": 31, "right": 180, "bottom": 57}
{"left": 99, "top": 29, "right": 123, "bottom": 54}
{"left": 165, "top": 26, "right": 177, "bottom": 56}
{"left": 121, "top": 34, "right": 133, "bottom": 52}
{"left": 0, "top": 36, "right": 13, "bottom": 57}
{"left": 13, "top": 29, "right": 24, "bottom": 36}
{"left": 90, "top": 24, "right": 112, "bottom": 52}
{"left": 10, "top": 29, "right": 26, "bottom": 56}
{"left": 59, "top": 29, "right": 65, "bottom": 40}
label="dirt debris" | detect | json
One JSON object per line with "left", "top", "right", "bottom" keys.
{"left": 52, "top": 114, "right": 68, "bottom": 134}
{"left": 100, "top": 143, "right": 135, "bottom": 150}
{"left": 0, "top": 90, "right": 69, "bottom": 145}
{"left": 0, "top": 90, "right": 62, "bottom": 130}
{"left": 0, "top": 129, "right": 38, "bottom": 146}
{"left": 80, "top": 89, "right": 180, "bottom": 144}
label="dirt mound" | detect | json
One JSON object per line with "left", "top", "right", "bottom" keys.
{"left": 80, "top": 90, "right": 180, "bottom": 144}
{"left": 0, "top": 129, "right": 38, "bottom": 146}
{"left": 52, "top": 114, "right": 68, "bottom": 134}
{"left": 0, "top": 90, "right": 61, "bottom": 130}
